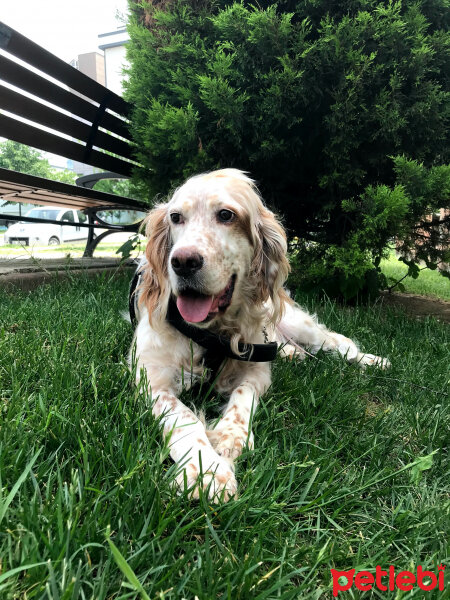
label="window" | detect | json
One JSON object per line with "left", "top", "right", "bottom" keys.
{"left": 25, "top": 208, "right": 60, "bottom": 220}
{"left": 77, "top": 211, "right": 87, "bottom": 223}
{"left": 61, "top": 211, "right": 74, "bottom": 222}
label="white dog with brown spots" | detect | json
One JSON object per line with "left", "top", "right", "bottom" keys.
{"left": 131, "top": 169, "right": 389, "bottom": 501}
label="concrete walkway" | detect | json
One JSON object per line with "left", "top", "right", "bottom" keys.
{"left": 0, "top": 257, "right": 135, "bottom": 291}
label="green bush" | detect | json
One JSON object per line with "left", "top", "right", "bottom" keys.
{"left": 125, "top": 0, "right": 449, "bottom": 298}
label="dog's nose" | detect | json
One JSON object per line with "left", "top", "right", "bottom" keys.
{"left": 171, "top": 248, "right": 204, "bottom": 276}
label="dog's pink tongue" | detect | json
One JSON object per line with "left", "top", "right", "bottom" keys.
{"left": 177, "top": 294, "right": 214, "bottom": 323}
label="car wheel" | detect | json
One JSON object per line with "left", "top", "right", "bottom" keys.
{"left": 48, "top": 236, "right": 60, "bottom": 246}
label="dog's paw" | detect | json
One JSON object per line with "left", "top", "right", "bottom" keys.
{"left": 279, "top": 343, "right": 307, "bottom": 361}
{"left": 207, "top": 426, "right": 254, "bottom": 461}
{"left": 175, "top": 449, "right": 237, "bottom": 502}
{"left": 357, "top": 353, "right": 391, "bottom": 369}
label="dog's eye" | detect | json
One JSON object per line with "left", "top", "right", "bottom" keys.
{"left": 218, "top": 209, "right": 235, "bottom": 223}
{"left": 170, "top": 213, "right": 182, "bottom": 224}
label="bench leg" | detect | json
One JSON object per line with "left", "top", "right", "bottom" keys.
{"left": 83, "top": 211, "right": 97, "bottom": 258}
{"left": 83, "top": 229, "right": 119, "bottom": 257}
{"left": 82, "top": 210, "right": 142, "bottom": 257}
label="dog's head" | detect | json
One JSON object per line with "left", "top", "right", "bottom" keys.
{"left": 141, "top": 169, "right": 290, "bottom": 327}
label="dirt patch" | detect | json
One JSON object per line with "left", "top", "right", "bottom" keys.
{"left": 381, "top": 291, "right": 450, "bottom": 323}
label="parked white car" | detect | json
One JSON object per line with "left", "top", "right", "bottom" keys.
{"left": 4, "top": 206, "right": 94, "bottom": 246}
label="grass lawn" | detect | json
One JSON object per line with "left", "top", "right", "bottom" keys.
{"left": 0, "top": 273, "right": 449, "bottom": 598}
{"left": 0, "top": 243, "right": 124, "bottom": 255}
{"left": 0, "top": 242, "right": 142, "bottom": 259}
{"left": 380, "top": 253, "right": 450, "bottom": 301}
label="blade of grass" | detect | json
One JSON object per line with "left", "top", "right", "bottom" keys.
{"left": 106, "top": 529, "right": 151, "bottom": 600}
{"left": 0, "top": 448, "right": 42, "bottom": 526}
{"left": 0, "top": 562, "right": 46, "bottom": 585}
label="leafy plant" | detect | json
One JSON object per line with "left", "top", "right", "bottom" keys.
{"left": 125, "top": 0, "right": 449, "bottom": 298}
{"left": 116, "top": 233, "right": 142, "bottom": 260}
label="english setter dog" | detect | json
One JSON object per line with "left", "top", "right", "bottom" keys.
{"left": 130, "top": 169, "right": 389, "bottom": 501}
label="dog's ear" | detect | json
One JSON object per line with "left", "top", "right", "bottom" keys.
{"left": 140, "top": 204, "right": 171, "bottom": 324}
{"left": 252, "top": 206, "right": 291, "bottom": 322}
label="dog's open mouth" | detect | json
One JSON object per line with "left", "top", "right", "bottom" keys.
{"left": 176, "top": 275, "right": 236, "bottom": 323}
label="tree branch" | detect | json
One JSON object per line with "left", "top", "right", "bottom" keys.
{"left": 387, "top": 265, "right": 431, "bottom": 293}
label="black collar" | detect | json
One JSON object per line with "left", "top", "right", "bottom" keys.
{"left": 129, "top": 269, "right": 278, "bottom": 364}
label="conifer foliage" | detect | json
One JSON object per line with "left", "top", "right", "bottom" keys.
{"left": 125, "top": 0, "right": 449, "bottom": 297}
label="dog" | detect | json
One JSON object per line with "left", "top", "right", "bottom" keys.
{"left": 130, "top": 169, "right": 389, "bottom": 501}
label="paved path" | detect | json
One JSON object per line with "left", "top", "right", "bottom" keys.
{"left": 0, "top": 257, "right": 135, "bottom": 291}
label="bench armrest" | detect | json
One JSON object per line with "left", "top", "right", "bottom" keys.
{"left": 76, "top": 171, "right": 128, "bottom": 190}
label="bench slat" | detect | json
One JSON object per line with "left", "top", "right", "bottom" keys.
{"left": 1, "top": 182, "right": 113, "bottom": 208}
{"left": 0, "top": 22, "right": 130, "bottom": 117}
{"left": 0, "top": 167, "right": 149, "bottom": 211}
{"left": 0, "top": 55, "right": 131, "bottom": 140}
{"left": 0, "top": 84, "right": 134, "bottom": 161}
{"left": 0, "top": 114, "right": 137, "bottom": 176}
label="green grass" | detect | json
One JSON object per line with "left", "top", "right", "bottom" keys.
{"left": 0, "top": 242, "right": 135, "bottom": 256}
{"left": 0, "top": 273, "right": 449, "bottom": 599}
{"left": 380, "top": 253, "right": 450, "bottom": 301}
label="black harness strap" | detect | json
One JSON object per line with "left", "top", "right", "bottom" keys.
{"left": 200, "top": 348, "right": 227, "bottom": 385}
{"left": 129, "top": 270, "right": 278, "bottom": 380}
{"left": 129, "top": 267, "right": 141, "bottom": 327}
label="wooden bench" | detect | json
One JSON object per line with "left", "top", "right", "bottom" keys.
{"left": 0, "top": 21, "right": 148, "bottom": 257}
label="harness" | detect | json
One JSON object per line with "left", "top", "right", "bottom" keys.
{"left": 128, "top": 269, "right": 278, "bottom": 382}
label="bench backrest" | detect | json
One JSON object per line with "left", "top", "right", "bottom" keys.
{"left": 0, "top": 22, "right": 138, "bottom": 177}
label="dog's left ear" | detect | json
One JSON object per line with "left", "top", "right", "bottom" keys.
{"left": 252, "top": 206, "right": 290, "bottom": 322}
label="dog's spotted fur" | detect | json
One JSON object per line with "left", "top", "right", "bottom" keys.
{"left": 130, "top": 169, "right": 389, "bottom": 501}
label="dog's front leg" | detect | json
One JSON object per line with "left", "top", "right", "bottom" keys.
{"left": 208, "top": 383, "right": 257, "bottom": 460}
{"left": 208, "top": 363, "right": 271, "bottom": 460}
{"left": 153, "top": 390, "right": 237, "bottom": 501}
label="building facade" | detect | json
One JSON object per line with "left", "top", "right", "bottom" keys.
{"left": 98, "top": 27, "right": 129, "bottom": 96}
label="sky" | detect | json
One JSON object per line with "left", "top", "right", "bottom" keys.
{"left": 0, "top": 0, "right": 129, "bottom": 62}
